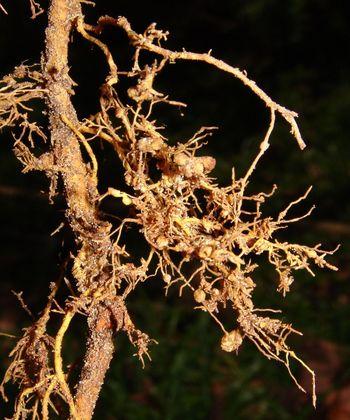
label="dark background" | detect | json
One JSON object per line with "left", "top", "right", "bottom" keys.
{"left": 0, "top": 1, "right": 349, "bottom": 419}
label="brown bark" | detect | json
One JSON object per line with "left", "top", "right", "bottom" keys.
{"left": 45, "top": 1, "right": 115, "bottom": 418}
{"left": 45, "top": 0, "right": 98, "bottom": 228}
{"left": 74, "top": 305, "right": 115, "bottom": 419}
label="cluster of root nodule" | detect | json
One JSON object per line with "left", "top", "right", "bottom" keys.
{"left": 1, "top": 15, "right": 338, "bottom": 416}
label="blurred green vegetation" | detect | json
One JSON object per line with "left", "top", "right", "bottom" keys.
{"left": 0, "top": 1, "right": 349, "bottom": 419}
